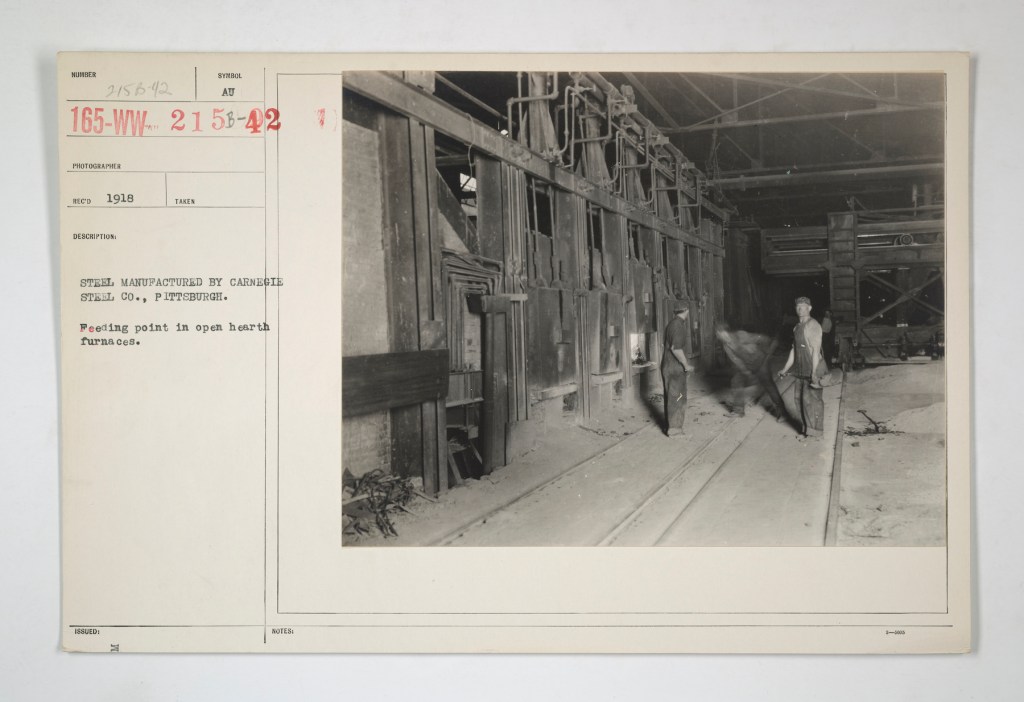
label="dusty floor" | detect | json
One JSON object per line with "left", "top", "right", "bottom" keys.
{"left": 835, "top": 360, "right": 946, "bottom": 546}
{"left": 345, "top": 359, "right": 946, "bottom": 548}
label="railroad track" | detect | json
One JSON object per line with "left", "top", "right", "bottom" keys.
{"left": 599, "top": 408, "right": 774, "bottom": 546}
{"left": 429, "top": 374, "right": 848, "bottom": 548}
{"left": 429, "top": 420, "right": 663, "bottom": 546}
{"left": 601, "top": 373, "right": 847, "bottom": 548}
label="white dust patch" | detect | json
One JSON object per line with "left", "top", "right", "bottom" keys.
{"left": 889, "top": 402, "right": 946, "bottom": 433}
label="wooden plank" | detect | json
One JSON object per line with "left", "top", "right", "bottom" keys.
{"left": 379, "top": 113, "right": 419, "bottom": 352}
{"left": 446, "top": 445, "right": 465, "bottom": 486}
{"left": 389, "top": 407, "right": 420, "bottom": 480}
{"left": 589, "top": 291, "right": 604, "bottom": 375}
{"left": 425, "top": 126, "right": 448, "bottom": 494}
{"left": 602, "top": 209, "right": 625, "bottom": 293}
{"left": 526, "top": 289, "right": 562, "bottom": 391}
{"left": 763, "top": 226, "right": 828, "bottom": 238}
{"left": 403, "top": 70, "right": 434, "bottom": 91}
{"left": 430, "top": 399, "right": 444, "bottom": 495}
{"left": 579, "top": 295, "right": 592, "bottom": 419}
{"left": 343, "top": 350, "right": 450, "bottom": 417}
{"left": 508, "top": 170, "right": 529, "bottom": 423}
{"left": 591, "top": 371, "right": 624, "bottom": 386}
{"left": 714, "top": 254, "right": 725, "bottom": 352}
{"left": 425, "top": 126, "right": 445, "bottom": 333}
{"left": 855, "top": 248, "right": 944, "bottom": 266}
{"left": 482, "top": 308, "right": 509, "bottom": 473}
{"left": 857, "top": 219, "right": 945, "bottom": 234}
{"left": 410, "top": 122, "right": 436, "bottom": 336}
{"left": 606, "top": 292, "right": 625, "bottom": 373}
{"left": 575, "top": 197, "right": 591, "bottom": 421}
{"left": 408, "top": 120, "right": 439, "bottom": 494}
{"left": 532, "top": 383, "right": 579, "bottom": 401}
{"left": 445, "top": 396, "right": 484, "bottom": 408}
{"left": 474, "top": 155, "right": 506, "bottom": 262}
{"left": 378, "top": 111, "right": 423, "bottom": 479}
{"left": 555, "top": 188, "right": 579, "bottom": 288}
{"left": 763, "top": 252, "right": 829, "bottom": 275}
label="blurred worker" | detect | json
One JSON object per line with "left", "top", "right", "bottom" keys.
{"left": 821, "top": 309, "right": 835, "bottom": 365}
{"left": 715, "top": 323, "right": 787, "bottom": 421}
{"left": 662, "top": 303, "right": 695, "bottom": 437}
{"left": 777, "top": 296, "right": 828, "bottom": 440}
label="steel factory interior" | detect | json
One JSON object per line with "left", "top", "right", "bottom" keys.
{"left": 340, "top": 70, "right": 946, "bottom": 547}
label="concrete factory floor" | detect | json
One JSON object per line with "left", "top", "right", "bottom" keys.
{"left": 345, "top": 360, "right": 946, "bottom": 548}
{"left": 833, "top": 361, "right": 947, "bottom": 546}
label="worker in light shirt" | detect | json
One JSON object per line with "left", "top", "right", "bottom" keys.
{"left": 777, "top": 296, "right": 827, "bottom": 441}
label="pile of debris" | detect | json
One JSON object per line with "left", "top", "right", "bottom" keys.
{"left": 844, "top": 409, "right": 905, "bottom": 438}
{"left": 343, "top": 469, "right": 416, "bottom": 538}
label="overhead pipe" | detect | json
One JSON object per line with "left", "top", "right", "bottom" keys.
{"left": 569, "top": 89, "right": 619, "bottom": 189}
{"left": 617, "top": 125, "right": 652, "bottom": 169}
{"left": 579, "top": 71, "right": 730, "bottom": 221}
{"left": 577, "top": 73, "right": 686, "bottom": 184}
{"left": 555, "top": 82, "right": 602, "bottom": 163}
{"left": 506, "top": 72, "right": 560, "bottom": 145}
{"left": 610, "top": 126, "right": 626, "bottom": 196}
{"left": 436, "top": 73, "right": 505, "bottom": 125}
{"left": 615, "top": 125, "right": 656, "bottom": 209}
{"left": 708, "top": 162, "right": 944, "bottom": 189}
{"left": 572, "top": 92, "right": 616, "bottom": 144}
{"left": 651, "top": 158, "right": 696, "bottom": 227}
{"left": 609, "top": 123, "right": 649, "bottom": 197}
{"left": 639, "top": 160, "right": 658, "bottom": 211}
{"left": 582, "top": 72, "right": 698, "bottom": 183}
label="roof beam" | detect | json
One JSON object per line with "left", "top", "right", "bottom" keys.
{"left": 728, "top": 185, "right": 908, "bottom": 203}
{"left": 839, "top": 73, "right": 885, "bottom": 99}
{"left": 680, "top": 74, "right": 725, "bottom": 113}
{"left": 664, "top": 104, "right": 942, "bottom": 133}
{"left": 717, "top": 135, "right": 762, "bottom": 169}
{"left": 712, "top": 73, "right": 936, "bottom": 108}
{"left": 622, "top": 72, "right": 760, "bottom": 174}
{"left": 666, "top": 74, "right": 762, "bottom": 167}
{"left": 822, "top": 119, "right": 886, "bottom": 161}
{"left": 652, "top": 73, "right": 721, "bottom": 128}
{"left": 716, "top": 153, "right": 943, "bottom": 177}
{"left": 679, "top": 73, "right": 830, "bottom": 129}
{"left": 622, "top": 72, "right": 680, "bottom": 128}
{"left": 708, "top": 162, "right": 944, "bottom": 189}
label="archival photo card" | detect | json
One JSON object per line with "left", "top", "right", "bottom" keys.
{"left": 60, "top": 52, "right": 970, "bottom": 653}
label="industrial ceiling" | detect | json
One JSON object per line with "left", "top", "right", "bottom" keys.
{"left": 435, "top": 71, "right": 945, "bottom": 228}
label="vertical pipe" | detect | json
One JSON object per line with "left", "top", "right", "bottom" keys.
{"left": 620, "top": 214, "right": 631, "bottom": 389}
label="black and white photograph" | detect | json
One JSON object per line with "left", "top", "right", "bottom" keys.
{"left": 340, "top": 68, "right": 948, "bottom": 548}
{"left": 22, "top": 0, "right": 1024, "bottom": 689}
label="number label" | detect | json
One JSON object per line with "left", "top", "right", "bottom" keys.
{"left": 245, "top": 108, "right": 282, "bottom": 134}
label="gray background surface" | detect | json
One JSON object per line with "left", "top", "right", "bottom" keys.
{"left": 3, "top": 0, "right": 1019, "bottom": 698}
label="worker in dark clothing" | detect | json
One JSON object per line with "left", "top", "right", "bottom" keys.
{"left": 777, "top": 296, "right": 827, "bottom": 440}
{"left": 715, "top": 322, "right": 788, "bottom": 421}
{"left": 662, "top": 303, "right": 695, "bottom": 437}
